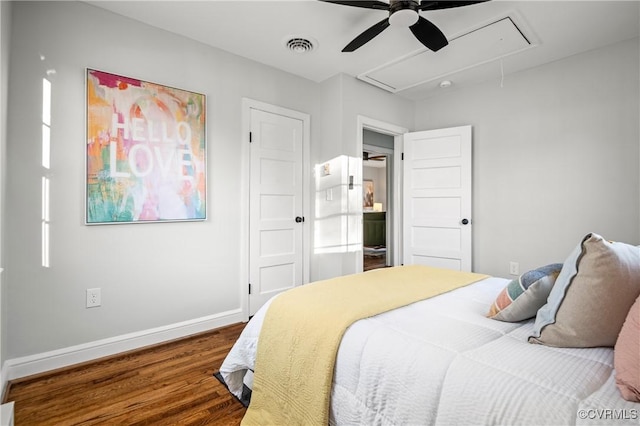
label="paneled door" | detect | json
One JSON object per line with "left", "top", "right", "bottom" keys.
{"left": 402, "top": 126, "right": 472, "bottom": 271}
{"left": 249, "top": 108, "right": 305, "bottom": 315}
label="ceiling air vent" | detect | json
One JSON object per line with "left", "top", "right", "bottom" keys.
{"left": 284, "top": 37, "right": 316, "bottom": 54}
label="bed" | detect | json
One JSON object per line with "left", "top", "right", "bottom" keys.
{"left": 219, "top": 234, "right": 640, "bottom": 425}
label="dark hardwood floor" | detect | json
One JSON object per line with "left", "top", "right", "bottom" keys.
{"left": 2, "top": 322, "right": 247, "bottom": 425}
{"left": 364, "top": 253, "right": 387, "bottom": 271}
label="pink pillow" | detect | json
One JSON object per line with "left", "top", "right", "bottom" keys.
{"left": 615, "top": 295, "right": 640, "bottom": 402}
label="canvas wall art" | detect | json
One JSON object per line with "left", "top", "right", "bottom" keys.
{"left": 86, "top": 69, "right": 206, "bottom": 224}
{"left": 363, "top": 179, "right": 374, "bottom": 209}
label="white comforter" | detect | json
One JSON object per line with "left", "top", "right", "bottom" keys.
{"left": 220, "top": 277, "right": 639, "bottom": 425}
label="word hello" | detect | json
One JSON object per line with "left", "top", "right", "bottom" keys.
{"left": 109, "top": 114, "right": 195, "bottom": 181}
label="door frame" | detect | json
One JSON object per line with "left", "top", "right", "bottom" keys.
{"left": 240, "top": 98, "right": 310, "bottom": 321}
{"left": 356, "top": 116, "right": 408, "bottom": 272}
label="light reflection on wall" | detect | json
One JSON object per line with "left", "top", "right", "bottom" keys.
{"left": 41, "top": 177, "right": 50, "bottom": 268}
{"left": 41, "top": 76, "right": 51, "bottom": 268}
{"left": 42, "top": 78, "right": 50, "bottom": 169}
{"left": 314, "top": 155, "right": 362, "bottom": 254}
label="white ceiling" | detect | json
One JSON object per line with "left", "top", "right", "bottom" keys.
{"left": 86, "top": 0, "right": 639, "bottom": 100}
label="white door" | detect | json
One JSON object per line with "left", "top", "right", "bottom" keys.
{"left": 402, "top": 125, "right": 472, "bottom": 271}
{"left": 249, "top": 109, "right": 304, "bottom": 315}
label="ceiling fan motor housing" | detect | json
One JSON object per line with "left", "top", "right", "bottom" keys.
{"left": 389, "top": 0, "right": 420, "bottom": 27}
{"left": 326, "top": 0, "right": 476, "bottom": 52}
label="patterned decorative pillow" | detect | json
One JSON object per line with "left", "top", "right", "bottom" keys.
{"left": 529, "top": 233, "right": 640, "bottom": 348}
{"left": 615, "top": 295, "right": 640, "bottom": 402}
{"left": 487, "top": 264, "right": 563, "bottom": 322}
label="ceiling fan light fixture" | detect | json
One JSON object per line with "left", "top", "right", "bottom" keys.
{"left": 389, "top": 9, "right": 419, "bottom": 27}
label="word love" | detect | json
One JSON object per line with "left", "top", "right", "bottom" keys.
{"left": 109, "top": 114, "right": 195, "bottom": 181}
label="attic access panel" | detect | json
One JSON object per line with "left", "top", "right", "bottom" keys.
{"left": 359, "top": 16, "right": 535, "bottom": 93}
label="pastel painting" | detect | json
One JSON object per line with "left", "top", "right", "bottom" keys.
{"left": 86, "top": 69, "right": 206, "bottom": 224}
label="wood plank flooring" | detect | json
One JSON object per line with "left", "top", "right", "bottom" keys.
{"left": 364, "top": 253, "right": 387, "bottom": 271}
{"left": 2, "top": 322, "right": 247, "bottom": 425}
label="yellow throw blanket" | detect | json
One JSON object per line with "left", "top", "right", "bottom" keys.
{"left": 241, "top": 265, "right": 488, "bottom": 426}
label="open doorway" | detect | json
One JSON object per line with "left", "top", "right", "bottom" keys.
{"left": 363, "top": 130, "right": 394, "bottom": 271}
{"left": 356, "top": 116, "right": 408, "bottom": 274}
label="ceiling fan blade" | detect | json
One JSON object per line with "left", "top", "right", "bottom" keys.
{"left": 321, "top": 0, "right": 390, "bottom": 11}
{"left": 409, "top": 16, "right": 448, "bottom": 51}
{"left": 342, "top": 17, "right": 390, "bottom": 52}
{"left": 418, "top": 1, "right": 489, "bottom": 11}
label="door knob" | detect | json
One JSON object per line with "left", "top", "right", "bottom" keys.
{"left": 461, "top": 218, "right": 470, "bottom": 225}
{"left": 295, "top": 216, "right": 305, "bottom": 223}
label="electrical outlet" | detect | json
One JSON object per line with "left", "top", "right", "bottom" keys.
{"left": 509, "top": 262, "right": 520, "bottom": 276}
{"left": 86, "top": 288, "right": 101, "bottom": 308}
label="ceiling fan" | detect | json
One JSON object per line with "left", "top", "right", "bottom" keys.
{"left": 323, "top": 0, "right": 487, "bottom": 52}
{"left": 363, "top": 152, "right": 386, "bottom": 161}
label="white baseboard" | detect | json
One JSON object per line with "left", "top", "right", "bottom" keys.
{"left": 0, "top": 401, "right": 14, "bottom": 426}
{"left": 0, "top": 366, "right": 6, "bottom": 402}
{"left": 0, "top": 309, "right": 243, "bottom": 396}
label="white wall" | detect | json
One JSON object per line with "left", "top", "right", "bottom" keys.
{"left": 415, "top": 37, "right": 640, "bottom": 277}
{"left": 312, "top": 75, "right": 413, "bottom": 279}
{"left": 0, "top": 0, "right": 12, "bottom": 377}
{"left": 4, "top": 1, "right": 322, "bottom": 360}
